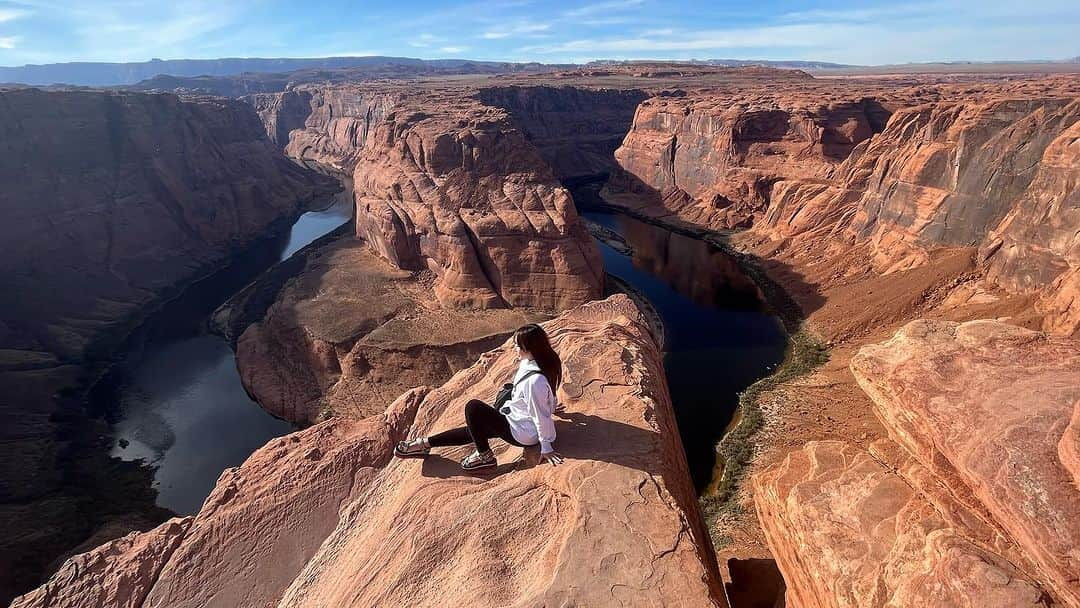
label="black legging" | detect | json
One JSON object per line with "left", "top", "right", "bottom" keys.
{"left": 427, "top": 399, "right": 526, "bottom": 453}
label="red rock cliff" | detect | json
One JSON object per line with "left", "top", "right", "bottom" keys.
{"left": 612, "top": 80, "right": 1080, "bottom": 335}
{"left": 755, "top": 319, "right": 1080, "bottom": 607}
{"left": 612, "top": 92, "right": 890, "bottom": 229}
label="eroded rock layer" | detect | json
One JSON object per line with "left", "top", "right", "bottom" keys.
{"left": 754, "top": 440, "right": 1051, "bottom": 608}
{"left": 252, "top": 85, "right": 603, "bottom": 310}
{"left": 748, "top": 319, "right": 1080, "bottom": 608}
{"left": 612, "top": 94, "right": 890, "bottom": 229}
{"left": 14, "top": 296, "right": 726, "bottom": 608}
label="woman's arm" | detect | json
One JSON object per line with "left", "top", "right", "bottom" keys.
{"left": 524, "top": 377, "right": 558, "bottom": 457}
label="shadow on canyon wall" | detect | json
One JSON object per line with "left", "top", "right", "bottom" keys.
{"left": 571, "top": 172, "right": 827, "bottom": 331}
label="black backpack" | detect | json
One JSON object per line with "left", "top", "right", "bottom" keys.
{"left": 494, "top": 370, "right": 541, "bottom": 413}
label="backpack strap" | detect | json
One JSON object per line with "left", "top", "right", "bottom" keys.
{"left": 513, "top": 370, "right": 542, "bottom": 387}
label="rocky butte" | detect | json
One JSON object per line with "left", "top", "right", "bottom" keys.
{"left": 6, "top": 64, "right": 1080, "bottom": 607}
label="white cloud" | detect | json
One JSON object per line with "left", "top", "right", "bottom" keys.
{"left": 520, "top": 24, "right": 842, "bottom": 54}
{"left": 409, "top": 32, "right": 443, "bottom": 47}
{"left": 0, "top": 7, "right": 29, "bottom": 23}
{"left": 516, "top": 17, "right": 1080, "bottom": 65}
{"left": 440, "top": 46, "right": 466, "bottom": 53}
{"left": 480, "top": 22, "right": 549, "bottom": 39}
{"left": 0, "top": 35, "right": 17, "bottom": 48}
{"left": 563, "top": 0, "right": 644, "bottom": 19}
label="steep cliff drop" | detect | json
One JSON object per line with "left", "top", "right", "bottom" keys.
{"left": 0, "top": 88, "right": 337, "bottom": 603}
{"left": 608, "top": 77, "right": 1080, "bottom": 336}
{"left": 755, "top": 321, "right": 1080, "bottom": 606}
{"left": 13, "top": 296, "right": 727, "bottom": 608}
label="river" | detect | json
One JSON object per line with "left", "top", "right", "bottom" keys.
{"left": 94, "top": 198, "right": 353, "bottom": 515}
{"left": 573, "top": 188, "right": 788, "bottom": 492}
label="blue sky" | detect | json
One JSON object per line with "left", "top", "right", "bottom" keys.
{"left": 0, "top": 0, "right": 1077, "bottom": 67}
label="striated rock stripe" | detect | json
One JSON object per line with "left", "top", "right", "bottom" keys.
{"left": 612, "top": 94, "right": 889, "bottom": 230}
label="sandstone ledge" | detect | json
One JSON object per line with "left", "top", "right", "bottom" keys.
{"left": 15, "top": 295, "right": 725, "bottom": 607}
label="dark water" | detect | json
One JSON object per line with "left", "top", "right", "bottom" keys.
{"left": 581, "top": 210, "right": 787, "bottom": 491}
{"left": 97, "top": 198, "right": 352, "bottom": 515}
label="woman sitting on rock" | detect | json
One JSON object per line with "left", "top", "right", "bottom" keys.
{"left": 394, "top": 323, "right": 564, "bottom": 470}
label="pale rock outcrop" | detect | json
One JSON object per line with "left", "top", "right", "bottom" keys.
{"left": 850, "top": 319, "right": 1080, "bottom": 606}
{"left": 15, "top": 296, "right": 725, "bottom": 608}
{"left": 754, "top": 440, "right": 1050, "bottom": 608}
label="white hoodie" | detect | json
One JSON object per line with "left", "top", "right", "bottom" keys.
{"left": 502, "top": 359, "right": 557, "bottom": 454}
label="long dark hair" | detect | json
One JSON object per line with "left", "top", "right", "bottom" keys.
{"left": 515, "top": 323, "right": 561, "bottom": 391}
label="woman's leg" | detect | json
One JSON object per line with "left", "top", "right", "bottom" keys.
{"left": 463, "top": 399, "right": 524, "bottom": 452}
{"left": 428, "top": 399, "right": 523, "bottom": 452}
{"left": 426, "top": 426, "right": 473, "bottom": 447}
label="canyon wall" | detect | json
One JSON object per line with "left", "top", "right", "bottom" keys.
{"left": 611, "top": 93, "right": 891, "bottom": 229}
{"left": 219, "top": 231, "right": 546, "bottom": 425}
{"left": 252, "top": 85, "right": 603, "bottom": 311}
{"left": 14, "top": 296, "right": 728, "bottom": 608}
{"left": 0, "top": 88, "right": 336, "bottom": 603}
{"left": 475, "top": 85, "right": 647, "bottom": 179}
{"left": 0, "top": 88, "right": 336, "bottom": 361}
{"left": 755, "top": 320, "right": 1079, "bottom": 607}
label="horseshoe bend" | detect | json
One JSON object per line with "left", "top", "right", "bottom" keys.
{"left": 1, "top": 56, "right": 1078, "bottom": 608}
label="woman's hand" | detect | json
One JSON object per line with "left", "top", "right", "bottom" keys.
{"left": 541, "top": 451, "right": 564, "bottom": 466}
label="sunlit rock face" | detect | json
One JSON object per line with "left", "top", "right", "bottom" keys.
{"left": 611, "top": 79, "right": 1080, "bottom": 336}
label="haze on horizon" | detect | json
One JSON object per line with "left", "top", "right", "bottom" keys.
{"left": 0, "top": 0, "right": 1077, "bottom": 68}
